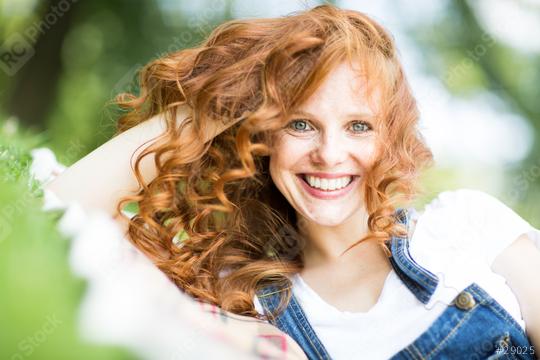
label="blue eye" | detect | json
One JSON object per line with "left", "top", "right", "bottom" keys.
{"left": 288, "top": 119, "right": 313, "bottom": 132}
{"left": 351, "top": 121, "right": 371, "bottom": 133}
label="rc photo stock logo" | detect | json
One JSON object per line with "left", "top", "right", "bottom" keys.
{"left": 0, "top": 0, "right": 79, "bottom": 76}
{"left": 0, "top": 33, "right": 35, "bottom": 76}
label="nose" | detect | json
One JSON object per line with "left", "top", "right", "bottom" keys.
{"left": 310, "top": 129, "right": 348, "bottom": 167}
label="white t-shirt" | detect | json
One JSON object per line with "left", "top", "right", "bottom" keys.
{"left": 253, "top": 189, "right": 540, "bottom": 360}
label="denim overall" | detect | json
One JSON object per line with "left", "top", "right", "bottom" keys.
{"left": 257, "top": 209, "right": 536, "bottom": 359}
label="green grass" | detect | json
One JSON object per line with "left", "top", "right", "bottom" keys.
{"left": 0, "top": 118, "right": 135, "bottom": 360}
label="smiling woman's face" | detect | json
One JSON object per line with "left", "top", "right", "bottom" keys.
{"left": 269, "top": 61, "right": 379, "bottom": 227}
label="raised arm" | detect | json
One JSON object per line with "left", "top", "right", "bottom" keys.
{"left": 45, "top": 104, "right": 229, "bottom": 220}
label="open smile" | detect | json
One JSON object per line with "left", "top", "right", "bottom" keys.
{"left": 296, "top": 173, "right": 360, "bottom": 200}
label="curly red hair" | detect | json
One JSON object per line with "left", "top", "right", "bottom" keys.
{"left": 115, "top": 4, "right": 433, "bottom": 319}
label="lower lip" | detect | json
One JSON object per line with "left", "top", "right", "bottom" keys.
{"left": 296, "top": 175, "right": 359, "bottom": 200}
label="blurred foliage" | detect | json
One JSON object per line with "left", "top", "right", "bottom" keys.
{"left": 1, "top": 0, "right": 235, "bottom": 163}
{"left": 407, "top": 0, "right": 540, "bottom": 223}
{"left": 0, "top": 117, "right": 135, "bottom": 359}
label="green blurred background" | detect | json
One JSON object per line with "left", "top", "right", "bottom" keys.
{"left": 1, "top": 0, "right": 539, "bottom": 358}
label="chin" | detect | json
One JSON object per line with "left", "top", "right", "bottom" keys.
{"left": 300, "top": 210, "right": 352, "bottom": 227}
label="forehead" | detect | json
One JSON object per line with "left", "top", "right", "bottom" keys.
{"left": 297, "top": 61, "right": 379, "bottom": 116}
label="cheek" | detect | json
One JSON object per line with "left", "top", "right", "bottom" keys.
{"left": 269, "top": 135, "right": 308, "bottom": 174}
{"left": 365, "top": 142, "right": 378, "bottom": 166}
{"left": 353, "top": 138, "right": 378, "bottom": 168}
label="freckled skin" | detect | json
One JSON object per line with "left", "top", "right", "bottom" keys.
{"left": 269, "top": 61, "right": 379, "bottom": 228}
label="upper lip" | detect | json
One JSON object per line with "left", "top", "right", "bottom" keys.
{"left": 300, "top": 172, "right": 357, "bottom": 179}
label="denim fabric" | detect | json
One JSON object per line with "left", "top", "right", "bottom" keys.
{"left": 256, "top": 209, "right": 536, "bottom": 360}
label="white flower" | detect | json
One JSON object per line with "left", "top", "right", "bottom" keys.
{"left": 30, "top": 147, "right": 66, "bottom": 184}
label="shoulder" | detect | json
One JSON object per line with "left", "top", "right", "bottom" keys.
{"left": 413, "top": 189, "right": 486, "bottom": 230}
{"left": 423, "top": 188, "right": 502, "bottom": 212}
{"left": 420, "top": 188, "right": 530, "bottom": 230}
{"left": 411, "top": 189, "right": 489, "bottom": 243}
{"left": 418, "top": 188, "right": 518, "bottom": 229}
{"left": 413, "top": 188, "right": 538, "bottom": 265}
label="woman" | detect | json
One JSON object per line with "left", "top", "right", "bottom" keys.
{"left": 47, "top": 4, "right": 540, "bottom": 359}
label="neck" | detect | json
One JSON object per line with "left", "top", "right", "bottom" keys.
{"left": 297, "top": 205, "right": 383, "bottom": 269}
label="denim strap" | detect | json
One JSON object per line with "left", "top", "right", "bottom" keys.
{"left": 386, "top": 208, "right": 440, "bottom": 304}
{"left": 257, "top": 284, "right": 332, "bottom": 360}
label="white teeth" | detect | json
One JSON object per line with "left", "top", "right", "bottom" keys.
{"left": 305, "top": 175, "right": 352, "bottom": 191}
{"left": 321, "top": 178, "right": 328, "bottom": 190}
